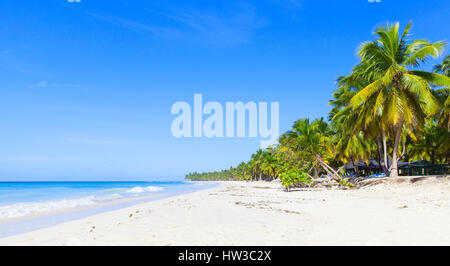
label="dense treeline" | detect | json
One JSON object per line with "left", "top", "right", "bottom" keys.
{"left": 186, "top": 22, "right": 450, "bottom": 189}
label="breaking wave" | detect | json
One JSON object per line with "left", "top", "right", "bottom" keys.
{"left": 0, "top": 185, "right": 163, "bottom": 219}
{"left": 126, "top": 186, "right": 163, "bottom": 193}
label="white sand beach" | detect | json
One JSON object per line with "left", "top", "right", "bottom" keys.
{"left": 0, "top": 177, "right": 449, "bottom": 246}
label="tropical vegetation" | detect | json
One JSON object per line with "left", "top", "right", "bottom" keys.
{"left": 186, "top": 22, "right": 450, "bottom": 189}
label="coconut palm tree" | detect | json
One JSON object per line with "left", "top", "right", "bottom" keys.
{"left": 335, "top": 131, "right": 373, "bottom": 175}
{"left": 249, "top": 149, "right": 266, "bottom": 180}
{"left": 282, "top": 118, "right": 341, "bottom": 180}
{"left": 433, "top": 56, "right": 450, "bottom": 131}
{"left": 409, "top": 123, "right": 449, "bottom": 165}
{"left": 331, "top": 75, "right": 392, "bottom": 174}
{"left": 341, "top": 22, "right": 450, "bottom": 177}
{"left": 433, "top": 55, "right": 450, "bottom": 76}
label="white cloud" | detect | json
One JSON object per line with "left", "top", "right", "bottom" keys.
{"left": 0, "top": 156, "right": 74, "bottom": 163}
{"left": 87, "top": 4, "right": 266, "bottom": 46}
{"left": 28, "top": 80, "right": 48, "bottom": 88}
{"left": 65, "top": 137, "right": 132, "bottom": 146}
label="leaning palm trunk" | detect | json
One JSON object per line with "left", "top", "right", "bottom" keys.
{"left": 382, "top": 130, "right": 390, "bottom": 175}
{"left": 342, "top": 22, "right": 449, "bottom": 178}
{"left": 314, "top": 154, "right": 342, "bottom": 181}
{"left": 389, "top": 121, "right": 404, "bottom": 177}
{"left": 292, "top": 141, "right": 343, "bottom": 181}
{"left": 376, "top": 136, "right": 388, "bottom": 175}
{"left": 313, "top": 167, "right": 319, "bottom": 179}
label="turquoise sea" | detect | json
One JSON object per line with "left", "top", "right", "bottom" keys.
{"left": 0, "top": 181, "right": 216, "bottom": 238}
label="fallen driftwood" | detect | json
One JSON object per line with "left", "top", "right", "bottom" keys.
{"left": 347, "top": 175, "right": 450, "bottom": 188}
{"left": 308, "top": 176, "right": 380, "bottom": 189}
{"left": 348, "top": 177, "right": 384, "bottom": 188}
{"left": 311, "top": 178, "right": 339, "bottom": 186}
{"left": 287, "top": 175, "right": 449, "bottom": 191}
{"left": 285, "top": 177, "right": 341, "bottom": 190}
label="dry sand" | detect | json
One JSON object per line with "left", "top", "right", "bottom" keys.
{"left": 0, "top": 176, "right": 449, "bottom": 246}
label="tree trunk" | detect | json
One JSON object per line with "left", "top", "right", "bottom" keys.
{"left": 376, "top": 136, "right": 387, "bottom": 174}
{"left": 389, "top": 122, "right": 404, "bottom": 177}
{"left": 382, "top": 130, "right": 389, "bottom": 174}
{"left": 315, "top": 154, "right": 341, "bottom": 181}
{"left": 351, "top": 158, "right": 359, "bottom": 176}
{"left": 314, "top": 167, "right": 319, "bottom": 179}
{"left": 431, "top": 151, "right": 435, "bottom": 175}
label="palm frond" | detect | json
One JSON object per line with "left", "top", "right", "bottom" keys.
{"left": 404, "top": 42, "right": 445, "bottom": 67}
{"left": 408, "top": 71, "right": 450, "bottom": 87}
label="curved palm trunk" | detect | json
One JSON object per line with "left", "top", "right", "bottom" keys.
{"left": 351, "top": 158, "right": 360, "bottom": 176}
{"left": 389, "top": 122, "right": 404, "bottom": 177}
{"left": 431, "top": 151, "right": 436, "bottom": 175}
{"left": 314, "top": 167, "right": 319, "bottom": 179}
{"left": 382, "top": 130, "right": 390, "bottom": 174}
{"left": 294, "top": 142, "right": 342, "bottom": 181}
{"left": 315, "top": 154, "right": 341, "bottom": 181}
{"left": 376, "top": 136, "right": 388, "bottom": 174}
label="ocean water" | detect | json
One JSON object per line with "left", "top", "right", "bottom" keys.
{"left": 0, "top": 181, "right": 216, "bottom": 238}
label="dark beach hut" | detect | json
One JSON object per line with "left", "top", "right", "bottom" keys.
{"left": 345, "top": 159, "right": 449, "bottom": 176}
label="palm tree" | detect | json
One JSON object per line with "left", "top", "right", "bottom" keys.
{"left": 260, "top": 149, "right": 276, "bottom": 179}
{"left": 282, "top": 118, "right": 341, "bottom": 180}
{"left": 331, "top": 76, "right": 391, "bottom": 174}
{"left": 342, "top": 22, "right": 450, "bottom": 177}
{"left": 433, "top": 55, "right": 450, "bottom": 76}
{"left": 335, "top": 131, "right": 373, "bottom": 175}
{"left": 250, "top": 149, "right": 265, "bottom": 180}
{"left": 409, "top": 123, "right": 449, "bottom": 165}
{"left": 433, "top": 56, "right": 450, "bottom": 131}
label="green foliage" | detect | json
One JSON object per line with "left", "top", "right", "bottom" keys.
{"left": 339, "top": 179, "right": 354, "bottom": 188}
{"left": 186, "top": 22, "right": 450, "bottom": 187}
{"left": 338, "top": 22, "right": 449, "bottom": 177}
{"left": 279, "top": 167, "right": 311, "bottom": 190}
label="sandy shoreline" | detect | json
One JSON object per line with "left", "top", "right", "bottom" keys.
{"left": 0, "top": 177, "right": 449, "bottom": 246}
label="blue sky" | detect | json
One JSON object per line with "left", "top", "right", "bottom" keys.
{"left": 0, "top": 0, "right": 449, "bottom": 181}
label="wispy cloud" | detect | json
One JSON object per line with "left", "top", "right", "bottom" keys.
{"left": 268, "top": 0, "right": 302, "bottom": 18}
{"left": 87, "top": 13, "right": 184, "bottom": 39}
{"left": 28, "top": 80, "right": 48, "bottom": 88}
{"left": 0, "top": 156, "right": 74, "bottom": 163}
{"left": 87, "top": 3, "right": 265, "bottom": 46}
{"left": 0, "top": 49, "right": 10, "bottom": 56}
{"left": 65, "top": 137, "right": 133, "bottom": 146}
{"left": 271, "top": 0, "right": 302, "bottom": 9}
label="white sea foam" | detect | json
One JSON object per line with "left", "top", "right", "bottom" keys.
{"left": 0, "top": 186, "right": 163, "bottom": 219}
{"left": 126, "top": 186, "right": 163, "bottom": 193}
{"left": 0, "top": 193, "right": 123, "bottom": 219}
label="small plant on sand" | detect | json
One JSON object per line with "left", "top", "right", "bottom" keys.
{"left": 280, "top": 167, "right": 311, "bottom": 191}
{"left": 339, "top": 179, "right": 354, "bottom": 188}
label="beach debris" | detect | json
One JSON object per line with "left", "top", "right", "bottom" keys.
{"left": 282, "top": 209, "right": 301, "bottom": 214}
{"left": 252, "top": 186, "right": 272, "bottom": 189}
{"left": 348, "top": 177, "right": 384, "bottom": 188}
{"left": 235, "top": 201, "right": 301, "bottom": 214}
